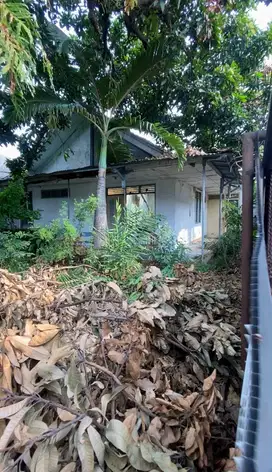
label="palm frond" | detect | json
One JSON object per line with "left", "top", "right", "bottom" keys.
{"left": 151, "top": 123, "right": 185, "bottom": 165}
{"left": 4, "top": 89, "right": 104, "bottom": 132}
{"left": 108, "top": 116, "right": 185, "bottom": 165}
{"left": 107, "top": 133, "right": 132, "bottom": 164}
{"left": 129, "top": 118, "right": 185, "bottom": 165}
{"left": 108, "top": 40, "right": 168, "bottom": 110}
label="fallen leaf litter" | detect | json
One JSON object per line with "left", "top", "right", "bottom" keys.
{"left": 0, "top": 265, "right": 241, "bottom": 471}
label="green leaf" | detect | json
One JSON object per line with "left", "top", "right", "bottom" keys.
{"left": 65, "top": 358, "right": 83, "bottom": 398}
{"left": 30, "top": 443, "right": 50, "bottom": 472}
{"left": 76, "top": 432, "right": 95, "bottom": 472}
{"left": 104, "top": 444, "right": 128, "bottom": 472}
{"left": 108, "top": 40, "right": 168, "bottom": 110}
{"left": 87, "top": 424, "right": 105, "bottom": 468}
{"left": 49, "top": 445, "right": 59, "bottom": 472}
{"left": 127, "top": 442, "right": 154, "bottom": 471}
{"left": 105, "top": 419, "right": 130, "bottom": 454}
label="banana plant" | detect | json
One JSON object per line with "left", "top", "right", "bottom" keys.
{"left": 5, "top": 41, "right": 185, "bottom": 247}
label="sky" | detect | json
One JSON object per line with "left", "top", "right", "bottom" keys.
{"left": 1, "top": 1, "right": 272, "bottom": 160}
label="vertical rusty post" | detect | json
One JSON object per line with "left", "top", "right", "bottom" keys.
{"left": 219, "top": 177, "right": 224, "bottom": 237}
{"left": 241, "top": 132, "right": 255, "bottom": 366}
{"left": 201, "top": 160, "right": 206, "bottom": 261}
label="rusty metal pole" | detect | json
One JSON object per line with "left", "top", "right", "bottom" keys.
{"left": 241, "top": 133, "right": 254, "bottom": 366}
{"left": 241, "top": 130, "right": 266, "bottom": 366}
{"left": 201, "top": 160, "right": 206, "bottom": 261}
{"left": 219, "top": 177, "right": 224, "bottom": 237}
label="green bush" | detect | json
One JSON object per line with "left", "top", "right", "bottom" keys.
{"left": 73, "top": 195, "right": 97, "bottom": 233}
{"left": 85, "top": 204, "right": 188, "bottom": 282}
{"left": 92, "top": 203, "right": 156, "bottom": 280}
{"left": 36, "top": 202, "right": 78, "bottom": 264}
{"left": 211, "top": 201, "right": 241, "bottom": 269}
{"left": 36, "top": 198, "right": 98, "bottom": 265}
{"left": 0, "top": 177, "right": 40, "bottom": 229}
{"left": 149, "top": 217, "right": 188, "bottom": 271}
{"left": 0, "top": 232, "right": 33, "bottom": 272}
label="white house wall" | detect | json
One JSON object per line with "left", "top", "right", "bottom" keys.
{"left": 29, "top": 172, "right": 205, "bottom": 243}
{"left": 174, "top": 180, "right": 205, "bottom": 244}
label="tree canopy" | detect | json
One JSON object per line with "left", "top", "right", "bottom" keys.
{"left": 1, "top": 0, "right": 272, "bottom": 167}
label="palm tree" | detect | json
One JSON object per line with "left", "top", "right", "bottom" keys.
{"left": 5, "top": 41, "right": 185, "bottom": 247}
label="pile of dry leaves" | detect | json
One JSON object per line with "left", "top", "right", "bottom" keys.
{"left": 0, "top": 265, "right": 241, "bottom": 472}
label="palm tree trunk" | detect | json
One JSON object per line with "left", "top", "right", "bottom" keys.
{"left": 94, "top": 135, "right": 108, "bottom": 248}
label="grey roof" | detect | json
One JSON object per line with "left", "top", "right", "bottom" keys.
{"left": 0, "top": 155, "right": 9, "bottom": 180}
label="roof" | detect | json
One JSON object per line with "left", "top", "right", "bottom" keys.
{"left": 0, "top": 125, "right": 241, "bottom": 186}
{"left": 0, "top": 155, "right": 9, "bottom": 181}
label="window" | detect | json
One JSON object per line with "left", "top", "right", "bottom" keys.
{"left": 41, "top": 188, "right": 68, "bottom": 199}
{"left": 107, "top": 184, "right": 155, "bottom": 227}
{"left": 107, "top": 185, "right": 155, "bottom": 213}
{"left": 195, "top": 190, "right": 202, "bottom": 223}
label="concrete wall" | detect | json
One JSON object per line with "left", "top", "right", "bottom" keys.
{"left": 207, "top": 197, "right": 220, "bottom": 238}
{"left": 174, "top": 181, "right": 204, "bottom": 244}
{"left": 28, "top": 173, "right": 206, "bottom": 243}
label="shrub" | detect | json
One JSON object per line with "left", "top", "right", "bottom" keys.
{"left": 85, "top": 204, "right": 188, "bottom": 282}
{"left": 95, "top": 203, "right": 156, "bottom": 280}
{"left": 211, "top": 201, "right": 241, "bottom": 269}
{"left": 0, "top": 177, "right": 40, "bottom": 229}
{"left": 73, "top": 195, "right": 97, "bottom": 233}
{"left": 0, "top": 232, "right": 33, "bottom": 272}
{"left": 149, "top": 217, "right": 188, "bottom": 271}
{"left": 36, "top": 202, "right": 79, "bottom": 264}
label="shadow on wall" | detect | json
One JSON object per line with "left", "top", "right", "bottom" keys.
{"left": 177, "top": 226, "right": 202, "bottom": 245}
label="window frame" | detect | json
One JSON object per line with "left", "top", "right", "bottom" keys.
{"left": 195, "top": 190, "right": 202, "bottom": 224}
{"left": 107, "top": 184, "right": 156, "bottom": 213}
{"left": 41, "top": 188, "right": 69, "bottom": 199}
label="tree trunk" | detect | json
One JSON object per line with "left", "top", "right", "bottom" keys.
{"left": 94, "top": 136, "right": 108, "bottom": 248}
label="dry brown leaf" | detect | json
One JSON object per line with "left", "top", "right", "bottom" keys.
{"left": 3, "top": 339, "right": 19, "bottom": 367}
{"left": 203, "top": 369, "right": 217, "bottom": 392}
{"left": 123, "top": 409, "right": 137, "bottom": 434}
{"left": 0, "top": 353, "right": 12, "bottom": 391}
{"left": 35, "top": 324, "right": 60, "bottom": 332}
{"left": 185, "top": 427, "right": 197, "bottom": 452}
{"left": 136, "top": 379, "right": 156, "bottom": 392}
{"left": 127, "top": 350, "right": 141, "bottom": 380}
{"left": 161, "top": 426, "right": 177, "bottom": 448}
{"left": 29, "top": 328, "right": 60, "bottom": 346}
{"left": 24, "top": 320, "right": 35, "bottom": 337}
{"left": 147, "top": 417, "right": 162, "bottom": 441}
{"left": 107, "top": 281, "right": 123, "bottom": 296}
{"left": 107, "top": 350, "right": 126, "bottom": 365}
{"left": 57, "top": 408, "right": 76, "bottom": 422}
{"left": 8, "top": 336, "right": 50, "bottom": 361}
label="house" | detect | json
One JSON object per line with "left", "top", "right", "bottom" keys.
{"left": 0, "top": 117, "right": 241, "bottom": 251}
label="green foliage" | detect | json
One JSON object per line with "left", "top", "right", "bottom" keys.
{"left": 0, "top": 0, "right": 51, "bottom": 102}
{"left": 73, "top": 195, "right": 98, "bottom": 233}
{"left": 36, "top": 202, "right": 79, "bottom": 264}
{"left": 91, "top": 203, "right": 156, "bottom": 280}
{"left": 211, "top": 201, "right": 242, "bottom": 269}
{"left": 0, "top": 177, "right": 40, "bottom": 229}
{"left": 84, "top": 204, "right": 188, "bottom": 282}
{"left": 150, "top": 217, "right": 188, "bottom": 271}
{"left": 0, "top": 231, "right": 33, "bottom": 272}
